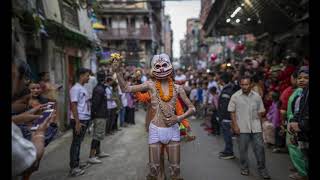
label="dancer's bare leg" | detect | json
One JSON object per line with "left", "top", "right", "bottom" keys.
{"left": 147, "top": 143, "right": 162, "bottom": 180}
{"left": 159, "top": 145, "right": 165, "bottom": 180}
{"left": 167, "top": 141, "right": 183, "bottom": 180}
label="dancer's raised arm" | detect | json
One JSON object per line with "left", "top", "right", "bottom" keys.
{"left": 112, "top": 60, "right": 150, "bottom": 93}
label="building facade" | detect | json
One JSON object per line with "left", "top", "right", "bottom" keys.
{"left": 96, "top": 0, "right": 164, "bottom": 67}
{"left": 12, "top": 0, "right": 99, "bottom": 131}
{"left": 163, "top": 15, "right": 173, "bottom": 58}
{"left": 179, "top": 18, "right": 201, "bottom": 69}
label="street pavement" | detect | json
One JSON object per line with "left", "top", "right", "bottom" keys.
{"left": 32, "top": 109, "right": 291, "bottom": 180}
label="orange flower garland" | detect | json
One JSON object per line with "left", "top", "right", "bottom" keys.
{"left": 135, "top": 92, "right": 151, "bottom": 103}
{"left": 135, "top": 91, "right": 190, "bottom": 128}
{"left": 155, "top": 78, "right": 174, "bottom": 102}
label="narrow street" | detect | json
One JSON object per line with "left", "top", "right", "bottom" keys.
{"left": 32, "top": 109, "right": 291, "bottom": 180}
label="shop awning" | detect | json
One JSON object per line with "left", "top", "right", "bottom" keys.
{"left": 203, "top": 0, "right": 308, "bottom": 37}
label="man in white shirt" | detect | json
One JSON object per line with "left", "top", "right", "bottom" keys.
{"left": 228, "top": 76, "right": 270, "bottom": 179}
{"left": 104, "top": 77, "right": 118, "bottom": 135}
{"left": 69, "top": 68, "right": 91, "bottom": 177}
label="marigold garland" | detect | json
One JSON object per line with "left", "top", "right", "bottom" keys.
{"left": 135, "top": 91, "right": 190, "bottom": 128}
{"left": 155, "top": 78, "right": 174, "bottom": 102}
{"left": 135, "top": 92, "right": 151, "bottom": 103}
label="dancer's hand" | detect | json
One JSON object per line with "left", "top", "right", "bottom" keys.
{"left": 165, "top": 115, "right": 179, "bottom": 126}
{"left": 111, "top": 53, "right": 122, "bottom": 71}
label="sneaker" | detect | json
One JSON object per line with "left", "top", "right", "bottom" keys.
{"left": 69, "top": 167, "right": 85, "bottom": 177}
{"left": 240, "top": 169, "right": 249, "bottom": 176}
{"left": 259, "top": 171, "right": 271, "bottom": 179}
{"left": 79, "top": 162, "right": 91, "bottom": 169}
{"left": 219, "top": 153, "right": 235, "bottom": 160}
{"left": 96, "top": 152, "right": 110, "bottom": 158}
{"left": 88, "top": 157, "right": 102, "bottom": 164}
{"left": 272, "top": 148, "right": 281, "bottom": 153}
{"left": 289, "top": 172, "right": 307, "bottom": 180}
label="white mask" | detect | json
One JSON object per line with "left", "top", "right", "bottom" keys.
{"left": 151, "top": 53, "right": 173, "bottom": 79}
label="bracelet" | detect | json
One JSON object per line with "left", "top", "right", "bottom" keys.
{"left": 34, "top": 134, "right": 45, "bottom": 138}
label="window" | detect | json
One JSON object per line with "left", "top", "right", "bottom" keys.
{"left": 130, "top": 17, "right": 136, "bottom": 29}
{"left": 143, "top": 16, "right": 150, "bottom": 25}
{"left": 119, "top": 18, "right": 127, "bottom": 28}
{"left": 61, "top": 1, "right": 80, "bottom": 30}
{"left": 108, "top": 17, "right": 113, "bottom": 28}
{"left": 102, "top": 17, "right": 107, "bottom": 26}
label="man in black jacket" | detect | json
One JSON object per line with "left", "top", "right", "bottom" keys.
{"left": 218, "top": 72, "right": 237, "bottom": 159}
{"left": 88, "top": 71, "right": 110, "bottom": 164}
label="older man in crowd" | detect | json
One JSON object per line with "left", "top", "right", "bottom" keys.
{"left": 228, "top": 76, "right": 271, "bottom": 179}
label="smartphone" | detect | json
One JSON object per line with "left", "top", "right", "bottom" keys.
{"left": 45, "top": 102, "right": 56, "bottom": 110}
{"left": 30, "top": 109, "right": 54, "bottom": 131}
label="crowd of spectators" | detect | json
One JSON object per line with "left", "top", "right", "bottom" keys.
{"left": 12, "top": 52, "right": 309, "bottom": 179}
{"left": 172, "top": 53, "right": 309, "bottom": 180}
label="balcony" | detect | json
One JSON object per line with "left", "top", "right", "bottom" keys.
{"left": 61, "top": 1, "right": 80, "bottom": 30}
{"left": 97, "top": 27, "right": 152, "bottom": 41}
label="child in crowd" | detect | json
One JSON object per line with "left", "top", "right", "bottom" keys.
{"left": 208, "top": 87, "right": 220, "bottom": 136}
{"left": 267, "top": 91, "right": 285, "bottom": 153}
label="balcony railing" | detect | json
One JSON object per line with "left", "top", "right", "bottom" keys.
{"left": 97, "top": 27, "right": 152, "bottom": 40}
{"left": 61, "top": 2, "right": 79, "bottom": 30}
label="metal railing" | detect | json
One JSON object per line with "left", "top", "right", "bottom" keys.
{"left": 97, "top": 27, "right": 152, "bottom": 40}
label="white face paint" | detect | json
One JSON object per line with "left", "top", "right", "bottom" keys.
{"left": 151, "top": 53, "right": 173, "bottom": 79}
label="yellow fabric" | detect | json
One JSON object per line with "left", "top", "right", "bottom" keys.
{"left": 92, "top": 23, "right": 106, "bottom": 30}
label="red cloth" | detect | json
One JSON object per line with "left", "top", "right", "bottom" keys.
{"left": 268, "top": 83, "right": 279, "bottom": 92}
{"left": 279, "top": 86, "right": 294, "bottom": 111}
{"left": 278, "top": 66, "right": 296, "bottom": 93}
{"left": 278, "top": 65, "right": 295, "bottom": 81}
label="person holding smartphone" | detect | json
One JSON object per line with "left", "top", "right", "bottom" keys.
{"left": 12, "top": 59, "right": 57, "bottom": 180}
{"left": 14, "top": 81, "right": 57, "bottom": 136}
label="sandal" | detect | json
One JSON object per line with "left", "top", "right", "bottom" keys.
{"left": 289, "top": 172, "right": 308, "bottom": 180}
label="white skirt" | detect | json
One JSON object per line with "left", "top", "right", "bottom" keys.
{"left": 148, "top": 122, "right": 180, "bottom": 144}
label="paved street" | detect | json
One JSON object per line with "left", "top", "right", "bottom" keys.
{"left": 32, "top": 109, "right": 291, "bottom": 180}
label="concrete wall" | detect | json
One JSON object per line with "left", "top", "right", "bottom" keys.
{"left": 12, "top": 18, "right": 27, "bottom": 61}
